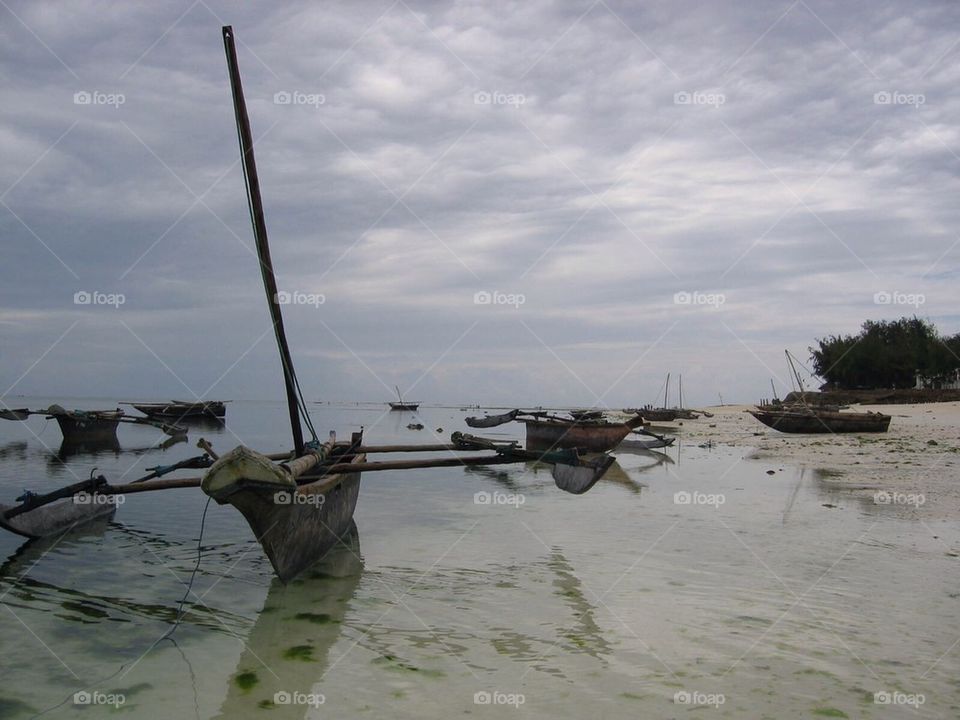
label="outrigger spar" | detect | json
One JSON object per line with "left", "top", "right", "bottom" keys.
{"left": 0, "top": 26, "right": 619, "bottom": 583}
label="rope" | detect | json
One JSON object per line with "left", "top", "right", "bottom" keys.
{"left": 29, "top": 497, "right": 212, "bottom": 719}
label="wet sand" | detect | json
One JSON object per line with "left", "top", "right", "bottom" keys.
{"left": 663, "top": 402, "right": 960, "bottom": 520}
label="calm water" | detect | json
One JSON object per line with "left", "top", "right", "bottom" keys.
{"left": 0, "top": 398, "right": 957, "bottom": 718}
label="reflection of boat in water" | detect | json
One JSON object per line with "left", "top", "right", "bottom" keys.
{"left": 213, "top": 524, "right": 363, "bottom": 718}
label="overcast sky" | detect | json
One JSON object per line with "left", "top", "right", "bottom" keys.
{"left": 1, "top": 0, "right": 958, "bottom": 408}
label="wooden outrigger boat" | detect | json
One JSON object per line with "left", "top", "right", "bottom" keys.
{"left": 0, "top": 404, "right": 185, "bottom": 444}
{"left": 466, "top": 409, "right": 650, "bottom": 452}
{"left": 388, "top": 385, "right": 419, "bottom": 411}
{"left": 749, "top": 350, "right": 891, "bottom": 434}
{"left": 124, "top": 400, "right": 228, "bottom": 420}
{"left": 0, "top": 26, "right": 618, "bottom": 584}
{"left": 748, "top": 407, "right": 891, "bottom": 434}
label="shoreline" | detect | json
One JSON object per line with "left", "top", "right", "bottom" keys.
{"left": 665, "top": 402, "right": 960, "bottom": 519}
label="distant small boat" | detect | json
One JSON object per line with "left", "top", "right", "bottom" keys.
{"left": 125, "top": 400, "right": 227, "bottom": 419}
{"left": 749, "top": 407, "right": 891, "bottom": 434}
{"left": 388, "top": 386, "right": 419, "bottom": 411}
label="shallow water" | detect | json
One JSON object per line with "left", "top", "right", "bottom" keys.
{"left": 0, "top": 399, "right": 957, "bottom": 718}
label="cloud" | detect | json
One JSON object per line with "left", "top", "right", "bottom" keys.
{"left": 1, "top": 0, "right": 959, "bottom": 407}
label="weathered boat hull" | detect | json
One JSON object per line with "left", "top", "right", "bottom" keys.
{"left": 388, "top": 402, "right": 419, "bottom": 411}
{"left": 132, "top": 401, "right": 226, "bottom": 419}
{"left": 204, "top": 450, "right": 365, "bottom": 583}
{"left": 53, "top": 413, "right": 122, "bottom": 443}
{"left": 749, "top": 409, "right": 891, "bottom": 434}
{"left": 639, "top": 408, "right": 678, "bottom": 422}
{"left": 522, "top": 416, "right": 643, "bottom": 452}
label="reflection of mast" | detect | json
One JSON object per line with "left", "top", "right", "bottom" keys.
{"left": 213, "top": 525, "right": 363, "bottom": 718}
{"left": 547, "top": 549, "right": 611, "bottom": 662}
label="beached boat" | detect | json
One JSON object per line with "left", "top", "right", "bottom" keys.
{"left": 126, "top": 400, "right": 228, "bottom": 419}
{"left": 748, "top": 407, "right": 891, "bottom": 434}
{"left": 388, "top": 385, "right": 419, "bottom": 411}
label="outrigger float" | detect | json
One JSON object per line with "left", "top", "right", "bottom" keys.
{"left": 0, "top": 405, "right": 185, "bottom": 444}
{"left": 0, "top": 26, "right": 618, "bottom": 584}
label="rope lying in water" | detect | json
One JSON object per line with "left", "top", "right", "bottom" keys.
{"left": 29, "top": 497, "right": 212, "bottom": 719}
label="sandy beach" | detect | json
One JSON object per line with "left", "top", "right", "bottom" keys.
{"left": 670, "top": 402, "right": 960, "bottom": 521}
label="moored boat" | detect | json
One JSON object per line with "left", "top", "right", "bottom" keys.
{"left": 522, "top": 414, "right": 646, "bottom": 452}
{"left": 388, "top": 385, "right": 419, "bottom": 411}
{"left": 749, "top": 407, "right": 891, "bottom": 434}
{"left": 127, "top": 400, "right": 227, "bottom": 419}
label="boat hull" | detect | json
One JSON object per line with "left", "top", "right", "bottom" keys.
{"left": 523, "top": 417, "right": 641, "bottom": 452}
{"left": 132, "top": 401, "right": 226, "bottom": 419}
{"left": 749, "top": 409, "right": 891, "bottom": 434}
{"left": 388, "top": 402, "right": 419, "bottom": 411}
{"left": 53, "top": 413, "right": 122, "bottom": 443}
{"left": 217, "top": 454, "right": 364, "bottom": 582}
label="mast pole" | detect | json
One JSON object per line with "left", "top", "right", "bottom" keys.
{"left": 222, "top": 26, "right": 305, "bottom": 454}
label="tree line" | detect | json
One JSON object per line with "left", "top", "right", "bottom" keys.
{"left": 810, "top": 317, "right": 960, "bottom": 389}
